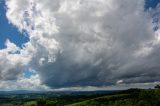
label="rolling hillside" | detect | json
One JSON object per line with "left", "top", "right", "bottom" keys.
{"left": 67, "top": 89, "right": 160, "bottom": 106}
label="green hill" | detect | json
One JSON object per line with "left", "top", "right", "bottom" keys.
{"left": 67, "top": 89, "right": 160, "bottom": 106}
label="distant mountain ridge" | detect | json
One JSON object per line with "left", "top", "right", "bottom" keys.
{"left": 0, "top": 90, "right": 43, "bottom": 95}
{"left": 0, "top": 90, "right": 117, "bottom": 95}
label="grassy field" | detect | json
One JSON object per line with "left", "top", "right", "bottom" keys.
{"left": 23, "top": 101, "right": 37, "bottom": 106}
{"left": 67, "top": 94, "right": 131, "bottom": 106}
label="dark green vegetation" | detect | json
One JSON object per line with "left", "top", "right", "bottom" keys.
{"left": 0, "top": 91, "right": 115, "bottom": 106}
{"left": 68, "top": 89, "right": 160, "bottom": 106}
{"left": 0, "top": 87, "right": 160, "bottom": 106}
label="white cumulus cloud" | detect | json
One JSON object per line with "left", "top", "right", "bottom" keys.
{"left": 0, "top": 0, "right": 160, "bottom": 90}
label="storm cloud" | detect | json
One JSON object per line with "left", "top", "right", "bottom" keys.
{"left": 1, "top": 0, "right": 160, "bottom": 89}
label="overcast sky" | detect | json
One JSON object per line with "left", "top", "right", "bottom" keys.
{"left": 0, "top": 0, "right": 160, "bottom": 91}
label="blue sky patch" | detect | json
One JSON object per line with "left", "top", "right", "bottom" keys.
{"left": 23, "top": 69, "right": 36, "bottom": 78}
{"left": 0, "top": 0, "right": 29, "bottom": 49}
{"left": 145, "top": 0, "right": 160, "bottom": 10}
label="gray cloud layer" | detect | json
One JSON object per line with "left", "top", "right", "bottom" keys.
{"left": 1, "top": 0, "right": 160, "bottom": 89}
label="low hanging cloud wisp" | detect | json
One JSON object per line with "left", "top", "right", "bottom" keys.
{"left": 1, "top": 0, "right": 160, "bottom": 89}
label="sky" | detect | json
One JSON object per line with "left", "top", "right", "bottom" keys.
{"left": 0, "top": 0, "right": 29, "bottom": 49}
{"left": 0, "top": 0, "right": 160, "bottom": 91}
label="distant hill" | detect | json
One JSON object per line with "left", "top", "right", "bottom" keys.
{"left": 0, "top": 90, "right": 42, "bottom": 95}
{"left": 0, "top": 90, "right": 117, "bottom": 95}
